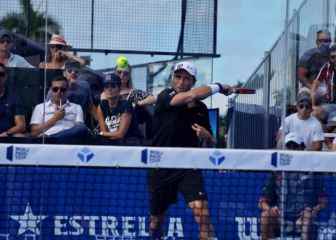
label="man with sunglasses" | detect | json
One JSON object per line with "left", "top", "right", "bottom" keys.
{"left": 278, "top": 93, "right": 324, "bottom": 151}
{"left": 0, "top": 63, "right": 26, "bottom": 138}
{"left": 0, "top": 29, "right": 33, "bottom": 68}
{"left": 298, "top": 30, "right": 331, "bottom": 92}
{"left": 30, "top": 76, "right": 88, "bottom": 143}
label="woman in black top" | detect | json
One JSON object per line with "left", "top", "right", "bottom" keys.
{"left": 96, "top": 73, "right": 133, "bottom": 144}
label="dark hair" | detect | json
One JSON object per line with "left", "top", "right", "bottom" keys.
{"left": 0, "top": 63, "right": 6, "bottom": 73}
{"left": 330, "top": 44, "right": 336, "bottom": 53}
{"left": 51, "top": 75, "right": 68, "bottom": 87}
{"left": 317, "top": 29, "right": 331, "bottom": 37}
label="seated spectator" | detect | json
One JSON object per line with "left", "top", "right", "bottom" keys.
{"left": 39, "top": 34, "right": 85, "bottom": 70}
{"left": 0, "top": 63, "right": 26, "bottom": 137}
{"left": 311, "top": 45, "right": 336, "bottom": 123}
{"left": 101, "top": 56, "right": 156, "bottom": 106}
{"left": 97, "top": 73, "right": 138, "bottom": 145}
{"left": 46, "top": 60, "right": 97, "bottom": 127}
{"left": 30, "top": 75, "right": 89, "bottom": 143}
{"left": 259, "top": 133, "right": 327, "bottom": 239}
{"left": 277, "top": 93, "right": 324, "bottom": 151}
{"left": 100, "top": 56, "right": 156, "bottom": 141}
{"left": 297, "top": 30, "right": 331, "bottom": 92}
{"left": 0, "top": 29, "right": 34, "bottom": 68}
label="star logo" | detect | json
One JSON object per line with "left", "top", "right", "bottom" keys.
{"left": 10, "top": 202, "right": 47, "bottom": 235}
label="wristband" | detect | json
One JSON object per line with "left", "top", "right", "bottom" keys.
{"left": 208, "top": 84, "right": 220, "bottom": 94}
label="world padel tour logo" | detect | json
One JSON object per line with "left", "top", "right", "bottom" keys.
{"left": 271, "top": 152, "right": 292, "bottom": 167}
{"left": 77, "top": 147, "right": 94, "bottom": 163}
{"left": 141, "top": 149, "right": 163, "bottom": 164}
{"left": 6, "top": 145, "right": 30, "bottom": 161}
{"left": 209, "top": 151, "right": 225, "bottom": 166}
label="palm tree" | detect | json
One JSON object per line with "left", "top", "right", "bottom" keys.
{"left": 0, "top": 0, "right": 61, "bottom": 43}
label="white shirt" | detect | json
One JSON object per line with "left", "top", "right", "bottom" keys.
{"left": 281, "top": 113, "right": 324, "bottom": 150}
{"left": 7, "top": 53, "right": 34, "bottom": 68}
{"left": 30, "top": 100, "right": 83, "bottom": 136}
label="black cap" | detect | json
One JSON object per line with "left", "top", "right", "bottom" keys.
{"left": 0, "top": 29, "right": 12, "bottom": 41}
{"left": 103, "top": 73, "right": 121, "bottom": 87}
{"left": 64, "top": 60, "right": 81, "bottom": 71}
{"left": 296, "top": 92, "right": 312, "bottom": 105}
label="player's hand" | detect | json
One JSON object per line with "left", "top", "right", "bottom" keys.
{"left": 219, "top": 84, "right": 233, "bottom": 96}
{"left": 269, "top": 207, "right": 280, "bottom": 217}
{"left": 192, "top": 123, "right": 213, "bottom": 141}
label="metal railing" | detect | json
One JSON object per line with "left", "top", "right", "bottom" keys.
{"left": 228, "top": 0, "right": 334, "bottom": 149}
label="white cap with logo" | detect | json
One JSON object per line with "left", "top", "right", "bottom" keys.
{"left": 174, "top": 61, "right": 197, "bottom": 78}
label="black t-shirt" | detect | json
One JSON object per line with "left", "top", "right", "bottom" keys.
{"left": 0, "top": 90, "right": 24, "bottom": 133}
{"left": 100, "top": 99, "right": 139, "bottom": 138}
{"left": 152, "top": 88, "right": 211, "bottom": 147}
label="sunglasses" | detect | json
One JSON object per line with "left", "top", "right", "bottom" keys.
{"left": 66, "top": 68, "right": 78, "bottom": 74}
{"left": 116, "top": 70, "right": 129, "bottom": 76}
{"left": 50, "top": 45, "right": 65, "bottom": 50}
{"left": 0, "top": 38, "right": 11, "bottom": 44}
{"left": 51, "top": 86, "right": 67, "bottom": 93}
{"left": 104, "top": 83, "right": 119, "bottom": 89}
{"left": 318, "top": 38, "right": 331, "bottom": 43}
{"left": 298, "top": 103, "right": 311, "bottom": 110}
{"left": 0, "top": 72, "right": 6, "bottom": 77}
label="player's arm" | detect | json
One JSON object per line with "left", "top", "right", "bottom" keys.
{"left": 170, "top": 84, "right": 232, "bottom": 106}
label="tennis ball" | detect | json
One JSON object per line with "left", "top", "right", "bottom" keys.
{"left": 116, "top": 56, "right": 129, "bottom": 69}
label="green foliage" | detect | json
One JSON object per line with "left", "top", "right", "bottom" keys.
{"left": 0, "top": 0, "right": 61, "bottom": 42}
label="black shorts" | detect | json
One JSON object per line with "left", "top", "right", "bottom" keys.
{"left": 148, "top": 169, "right": 207, "bottom": 215}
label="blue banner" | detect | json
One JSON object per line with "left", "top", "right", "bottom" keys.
{"left": 0, "top": 167, "right": 335, "bottom": 239}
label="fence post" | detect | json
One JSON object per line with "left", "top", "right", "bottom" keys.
{"left": 263, "top": 52, "right": 271, "bottom": 148}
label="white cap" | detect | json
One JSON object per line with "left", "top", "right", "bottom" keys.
{"left": 174, "top": 61, "right": 197, "bottom": 78}
{"left": 285, "top": 132, "right": 304, "bottom": 145}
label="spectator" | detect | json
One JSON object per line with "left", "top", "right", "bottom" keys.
{"left": 46, "top": 60, "right": 97, "bottom": 127}
{"left": 0, "top": 29, "right": 34, "bottom": 68}
{"left": 101, "top": 56, "right": 156, "bottom": 105}
{"left": 101, "top": 56, "right": 156, "bottom": 140}
{"left": 311, "top": 45, "right": 336, "bottom": 122}
{"left": 278, "top": 93, "right": 324, "bottom": 151}
{"left": 39, "top": 34, "right": 85, "bottom": 70}
{"left": 259, "top": 133, "right": 327, "bottom": 240}
{"left": 0, "top": 63, "right": 26, "bottom": 137}
{"left": 96, "top": 73, "right": 136, "bottom": 144}
{"left": 149, "top": 61, "right": 232, "bottom": 239}
{"left": 298, "top": 30, "right": 331, "bottom": 92}
{"left": 30, "top": 75, "right": 88, "bottom": 143}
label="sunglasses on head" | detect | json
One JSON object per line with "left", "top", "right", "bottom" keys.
{"left": 298, "top": 103, "right": 311, "bottom": 110}
{"left": 51, "top": 86, "right": 67, "bottom": 93}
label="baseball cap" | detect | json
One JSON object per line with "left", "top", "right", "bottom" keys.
{"left": 296, "top": 92, "right": 312, "bottom": 105}
{"left": 103, "top": 73, "right": 121, "bottom": 87}
{"left": 285, "top": 132, "right": 305, "bottom": 149}
{"left": 173, "top": 61, "right": 197, "bottom": 79}
{"left": 115, "top": 56, "right": 130, "bottom": 71}
{"left": 64, "top": 60, "right": 81, "bottom": 71}
{"left": 48, "top": 34, "right": 68, "bottom": 46}
{"left": 0, "top": 29, "right": 12, "bottom": 41}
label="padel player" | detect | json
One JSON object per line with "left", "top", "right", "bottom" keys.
{"left": 149, "top": 61, "right": 233, "bottom": 240}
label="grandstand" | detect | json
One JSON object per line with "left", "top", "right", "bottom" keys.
{"left": 0, "top": 0, "right": 336, "bottom": 239}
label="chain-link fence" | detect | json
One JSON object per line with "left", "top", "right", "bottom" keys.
{"left": 228, "top": 0, "right": 335, "bottom": 149}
